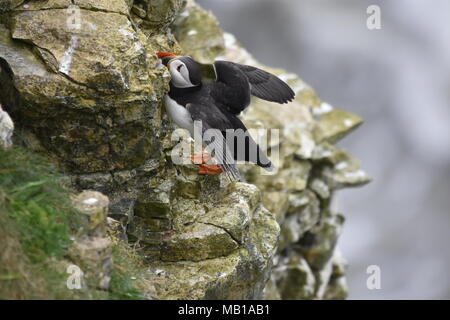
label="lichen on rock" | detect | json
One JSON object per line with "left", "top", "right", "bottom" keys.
{"left": 0, "top": 0, "right": 369, "bottom": 300}
{"left": 69, "top": 191, "right": 113, "bottom": 290}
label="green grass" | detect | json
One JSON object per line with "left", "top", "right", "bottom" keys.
{"left": 108, "top": 242, "right": 145, "bottom": 300}
{"left": 1, "top": 147, "right": 80, "bottom": 263}
{"left": 0, "top": 146, "right": 145, "bottom": 299}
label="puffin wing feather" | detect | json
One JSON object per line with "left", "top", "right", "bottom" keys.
{"left": 186, "top": 103, "right": 242, "bottom": 181}
{"left": 214, "top": 61, "right": 295, "bottom": 104}
{"left": 236, "top": 64, "right": 295, "bottom": 104}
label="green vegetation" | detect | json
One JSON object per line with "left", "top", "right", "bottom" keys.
{"left": 108, "top": 242, "right": 145, "bottom": 300}
{"left": 0, "top": 146, "right": 144, "bottom": 299}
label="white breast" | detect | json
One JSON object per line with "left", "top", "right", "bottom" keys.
{"left": 164, "top": 95, "right": 194, "bottom": 135}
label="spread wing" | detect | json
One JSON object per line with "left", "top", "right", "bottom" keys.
{"left": 214, "top": 61, "right": 295, "bottom": 104}
{"left": 186, "top": 103, "right": 242, "bottom": 181}
{"left": 237, "top": 64, "right": 295, "bottom": 103}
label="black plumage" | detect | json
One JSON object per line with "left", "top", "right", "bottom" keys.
{"left": 160, "top": 54, "right": 295, "bottom": 181}
{"left": 218, "top": 62, "right": 295, "bottom": 105}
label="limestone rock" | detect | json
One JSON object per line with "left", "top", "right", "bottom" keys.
{"left": 69, "top": 190, "right": 113, "bottom": 290}
{"left": 73, "top": 0, "right": 130, "bottom": 15}
{"left": 0, "top": 0, "right": 23, "bottom": 12}
{"left": 172, "top": 0, "right": 225, "bottom": 63}
{"left": 323, "top": 249, "right": 348, "bottom": 299}
{"left": 140, "top": 204, "right": 279, "bottom": 299}
{"left": 297, "top": 213, "right": 344, "bottom": 271}
{"left": 272, "top": 253, "right": 316, "bottom": 300}
{"left": 311, "top": 141, "right": 371, "bottom": 189}
{"left": 160, "top": 223, "right": 240, "bottom": 262}
{"left": 131, "top": 0, "right": 184, "bottom": 30}
{"left": 68, "top": 236, "right": 113, "bottom": 290}
{"left": 314, "top": 109, "right": 363, "bottom": 144}
{"left": 0, "top": 10, "right": 166, "bottom": 173}
{"left": 321, "top": 160, "right": 371, "bottom": 190}
{"left": 310, "top": 178, "right": 330, "bottom": 199}
{"left": 72, "top": 190, "right": 109, "bottom": 237}
{"left": 128, "top": 179, "right": 279, "bottom": 298}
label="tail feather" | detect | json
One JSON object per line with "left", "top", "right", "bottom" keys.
{"left": 220, "top": 163, "right": 242, "bottom": 182}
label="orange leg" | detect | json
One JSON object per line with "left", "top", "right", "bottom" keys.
{"left": 197, "top": 164, "right": 223, "bottom": 175}
{"left": 190, "top": 153, "right": 212, "bottom": 164}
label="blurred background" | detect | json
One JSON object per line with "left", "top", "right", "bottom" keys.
{"left": 198, "top": 0, "right": 450, "bottom": 299}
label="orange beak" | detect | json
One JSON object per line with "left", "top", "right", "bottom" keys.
{"left": 156, "top": 51, "right": 177, "bottom": 59}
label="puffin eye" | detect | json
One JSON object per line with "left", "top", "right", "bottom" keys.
{"left": 177, "top": 64, "right": 183, "bottom": 72}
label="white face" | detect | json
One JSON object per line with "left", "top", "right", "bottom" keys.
{"left": 168, "top": 59, "right": 195, "bottom": 88}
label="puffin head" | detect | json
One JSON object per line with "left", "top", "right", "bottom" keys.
{"left": 157, "top": 52, "right": 202, "bottom": 88}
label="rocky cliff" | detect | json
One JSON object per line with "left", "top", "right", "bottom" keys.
{"left": 0, "top": 0, "right": 369, "bottom": 299}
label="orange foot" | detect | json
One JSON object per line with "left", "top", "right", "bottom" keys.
{"left": 197, "top": 164, "right": 223, "bottom": 175}
{"left": 190, "top": 153, "right": 212, "bottom": 164}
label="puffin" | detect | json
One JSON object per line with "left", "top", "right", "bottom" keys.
{"left": 157, "top": 51, "right": 295, "bottom": 181}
